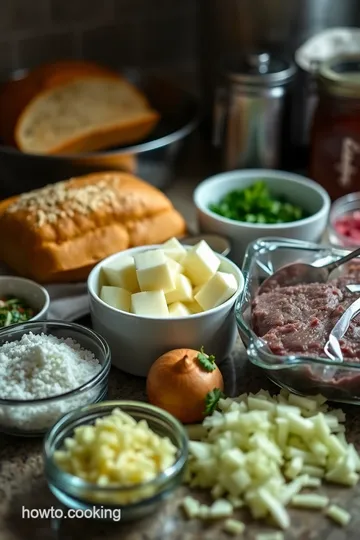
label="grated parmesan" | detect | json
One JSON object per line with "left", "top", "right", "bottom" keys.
{"left": 0, "top": 332, "right": 102, "bottom": 431}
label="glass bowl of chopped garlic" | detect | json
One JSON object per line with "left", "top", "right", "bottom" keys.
{"left": 0, "top": 320, "right": 111, "bottom": 436}
{"left": 44, "top": 401, "right": 188, "bottom": 521}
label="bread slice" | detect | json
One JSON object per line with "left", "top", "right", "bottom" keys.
{"left": 15, "top": 75, "right": 160, "bottom": 155}
{"left": 0, "top": 60, "right": 120, "bottom": 147}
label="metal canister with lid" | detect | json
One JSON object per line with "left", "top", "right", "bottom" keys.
{"left": 310, "top": 54, "right": 360, "bottom": 200}
{"left": 213, "top": 53, "right": 296, "bottom": 170}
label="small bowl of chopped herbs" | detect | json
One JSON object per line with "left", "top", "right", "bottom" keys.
{"left": 194, "top": 170, "right": 330, "bottom": 264}
{"left": 0, "top": 276, "right": 50, "bottom": 328}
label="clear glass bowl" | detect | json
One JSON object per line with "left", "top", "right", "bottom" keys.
{"left": 235, "top": 237, "right": 360, "bottom": 404}
{"left": 44, "top": 401, "right": 188, "bottom": 522}
{"left": 0, "top": 321, "right": 111, "bottom": 436}
{"left": 329, "top": 192, "right": 360, "bottom": 249}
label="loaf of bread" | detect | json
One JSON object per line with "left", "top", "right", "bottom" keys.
{"left": 0, "top": 60, "right": 120, "bottom": 147}
{"left": 0, "top": 172, "right": 186, "bottom": 283}
{"left": 15, "top": 75, "right": 160, "bottom": 155}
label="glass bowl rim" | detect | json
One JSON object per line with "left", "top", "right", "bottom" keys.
{"left": 234, "top": 236, "right": 360, "bottom": 370}
{"left": 44, "top": 400, "right": 188, "bottom": 495}
{"left": 0, "top": 320, "right": 111, "bottom": 406}
{"left": 329, "top": 192, "right": 360, "bottom": 247}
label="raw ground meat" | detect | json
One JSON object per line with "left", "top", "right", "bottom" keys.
{"left": 252, "top": 265, "right": 360, "bottom": 362}
{"left": 252, "top": 283, "right": 342, "bottom": 337}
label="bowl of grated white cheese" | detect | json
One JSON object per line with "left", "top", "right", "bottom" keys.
{"left": 0, "top": 320, "right": 111, "bottom": 436}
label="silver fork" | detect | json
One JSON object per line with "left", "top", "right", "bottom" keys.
{"left": 324, "top": 296, "right": 360, "bottom": 361}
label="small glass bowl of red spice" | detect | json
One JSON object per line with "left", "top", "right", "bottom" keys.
{"left": 0, "top": 276, "right": 50, "bottom": 328}
{"left": 329, "top": 192, "right": 360, "bottom": 249}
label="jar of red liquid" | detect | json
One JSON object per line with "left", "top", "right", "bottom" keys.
{"left": 329, "top": 192, "right": 360, "bottom": 249}
{"left": 310, "top": 54, "right": 360, "bottom": 201}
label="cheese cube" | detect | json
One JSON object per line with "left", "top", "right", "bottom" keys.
{"left": 195, "top": 271, "right": 237, "bottom": 310}
{"left": 165, "top": 274, "right": 193, "bottom": 304}
{"left": 131, "top": 291, "right": 169, "bottom": 317}
{"left": 162, "top": 237, "right": 186, "bottom": 262}
{"left": 193, "top": 284, "right": 202, "bottom": 296}
{"left": 182, "top": 240, "right": 220, "bottom": 286}
{"left": 101, "top": 256, "right": 139, "bottom": 293}
{"left": 134, "top": 249, "right": 176, "bottom": 293}
{"left": 184, "top": 300, "right": 203, "bottom": 314}
{"left": 168, "top": 302, "right": 191, "bottom": 317}
{"left": 100, "top": 286, "right": 131, "bottom": 312}
{"left": 167, "top": 258, "right": 183, "bottom": 276}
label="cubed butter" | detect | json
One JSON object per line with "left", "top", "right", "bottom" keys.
{"left": 195, "top": 271, "right": 237, "bottom": 310}
{"left": 101, "top": 256, "right": 139, "bottom": 293}
{"left": 162, "top": 237, "right": 186, "bottom": 262}
{"left": 131, "top": 291, "right": 169, "bottom": 317}
{"left": 134, "top": 249, "right": 176, "bottom": 293}
{"left": 100, "top": 286, "right": 131, "bottom": 312}
{"left": 182, "top": 240, "right": 220, "bottom": 286}
{"left": 169, "top": 302, "right": 191, "bottom": 317}
{"left": 165, "top": 274, "right": 193, "bottom": 304}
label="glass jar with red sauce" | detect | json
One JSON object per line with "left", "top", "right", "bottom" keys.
{"left": 310, "top": 54, "right": 360, "bottom": 201}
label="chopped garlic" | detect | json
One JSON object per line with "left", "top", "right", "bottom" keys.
{"left": 182, "top": 496, "right": 200, "bottom": 519}
{"left": 257, "top": 488, "right": 290, "bottom": 530}
{"left": 208, "top": 499, "right": 234, "bottom": 519}
{"left": 53, "top": 407, "right": 177, "bottom": 504}
{"left": 184, "top": 389, "right": 359, "bottom": 531}
{"left": 325, "top": 504, "right": 351, "bottom": 526}
{"left": 300, "top": 476, "right": 321, "bottom": 488}
{"left": 291, "top": 494, "right": 329, "bottom": 509}
{"left": 223, "top": 518, "right": 245, "bottom": 535}
{"left": 255, "top": 533, "right": 284, "bottom": 540}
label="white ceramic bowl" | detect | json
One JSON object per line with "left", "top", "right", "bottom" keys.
{"left": 0, "top": 276, "right": 50, "bottom": 325}
{"left": 193, "top": 170, "right": 331, "bottom": 265}
{"left": 87, "top": 245, "right": 244, "bottom": 377}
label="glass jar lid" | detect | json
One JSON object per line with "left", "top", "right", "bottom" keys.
{"left": 227, "top": 52, "right": 296, "bottom": 87}
{"left": 318, "top": 54, "right": 360, "bottom": 98}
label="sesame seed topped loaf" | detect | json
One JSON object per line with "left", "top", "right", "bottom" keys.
{"left": 0, "top": 172, "right": 186, "bottom": 283}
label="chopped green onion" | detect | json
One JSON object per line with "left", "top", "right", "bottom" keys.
{"left": 0, "top": 296, "right": 36, "bottom": 327}
{"left": 209, "top": 181, "right": 308, "bottom": 225}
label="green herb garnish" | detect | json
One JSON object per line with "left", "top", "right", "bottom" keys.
{"left": 204, "top": 388, "right": 225, "bottom": 415}
{"left": 209, "top": 181, "right": 308, "bottom": 225}
{"left": 197, "top": 346, "right": 216, "bottom": 372}
{"left": 0, "top": 296, "right": 35, "bottom": 328}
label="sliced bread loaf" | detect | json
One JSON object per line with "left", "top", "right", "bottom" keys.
{"left": 15, "top": 75, "right": 160, "bottom": 155}
{"left": 0, "top": 60, "right": 120, "bottom": 147}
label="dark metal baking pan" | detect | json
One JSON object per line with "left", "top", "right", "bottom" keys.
{"left": 0, "top": 68, "right": 199, "bottom": 198}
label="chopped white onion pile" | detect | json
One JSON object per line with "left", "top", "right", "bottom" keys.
{"left": 183, "top": 389, "right": 356, "bottom": 533}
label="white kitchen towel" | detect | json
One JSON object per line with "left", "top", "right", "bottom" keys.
{"left": 0, "top": 263, "right": 89, "bottom": 321}
{"left": 45, "top": 282, "right": 89, "bottom": 321}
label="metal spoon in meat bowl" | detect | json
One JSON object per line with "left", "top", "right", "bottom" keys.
{"left": 258, "top": 246, "right": 360, "bottom": 294}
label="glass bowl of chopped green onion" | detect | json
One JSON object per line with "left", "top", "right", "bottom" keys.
{"left": 44, "top": 401, "right": 188, "bottom": 521}
{"left": 0, "top": 275, "right": 50, "bottom": 328}
{"left": 193, "top": 170, "right": 330, "bottom": 264}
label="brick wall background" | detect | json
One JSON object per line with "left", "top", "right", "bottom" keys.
{"left": 0, "top": 0, "right": 198, "bottom": 76}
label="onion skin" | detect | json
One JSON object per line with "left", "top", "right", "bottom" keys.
{"left": 146, "top": 348, "right": 224, "bottom": 424}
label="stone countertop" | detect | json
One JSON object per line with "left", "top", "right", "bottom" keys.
{"left": 3, "top": 343, "right": 360, "bottom": 540}
{"left": 2, "top": 136, "right": 360, "bottom": 540}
